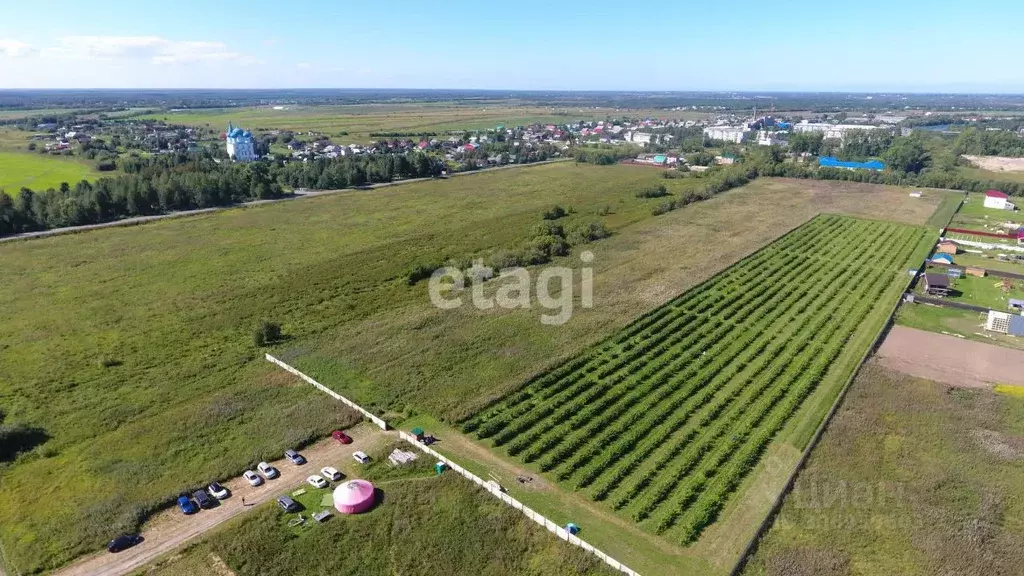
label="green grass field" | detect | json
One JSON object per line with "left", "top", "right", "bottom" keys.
{"left": 133, "top": 103, "right": 711, "bottom": 143}
{"left": 0, "top": 151, "right": 103, "bottom": 194}
{"left": 0, "top": 108, "right": 80, "bottom": 120}
{"left": 742, "top": 362, "right": 1024, "bottom": 576}
{"left": 0, "top": 167, "right": 942, "bottom": 574}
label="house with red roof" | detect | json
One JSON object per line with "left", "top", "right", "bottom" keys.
{"left": 983, "top": 190, "right": 1015, "bottom": 211}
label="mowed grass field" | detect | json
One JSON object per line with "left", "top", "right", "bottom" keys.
{"left": 0, "top": 167, "right": 941, "bottom": 574}
{"left": 742, "top": 363, "right": 1024, "bottom": 576}
{"left": 0, "top": 151, "right": 103, "bottom": 194}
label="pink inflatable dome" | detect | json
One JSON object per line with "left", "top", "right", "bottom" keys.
{"left": 333, "top": 479, "right": 376, "bottom": 514}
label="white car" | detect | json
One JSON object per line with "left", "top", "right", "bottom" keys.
{"left": 243, "top": 470, "right": 263, "bottom": 487}
{"left": 352, "top": 451, "right": 370, "bottom": 464}
{"left": 320, "top": 466, "right": 343, "bottom": 481}
{"left": 207, "top": 482, "right": 230, "bottom": 499}
{"left": 306, "top": 475, "right": 328, "bottom": 489}
{"left": 257, "top": 461, "right": 280, "bottom": 479}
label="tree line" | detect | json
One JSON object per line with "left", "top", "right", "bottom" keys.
{"left": 0, "top": 152, "right": 282, "bottom": 235}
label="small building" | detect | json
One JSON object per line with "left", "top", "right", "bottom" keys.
{"left": 936, "top": 241, "right": 958, "bottom": 255}
{"left": 931, "top": 253, "right": 954, "bottom": 265}
{"left": 965, "top": 267, "right": 986, "bottom": 278}
{"left": 983, "top": 190, "right": 1015, "bottom": 211}
{"left": 924, "top": 273, "right": 951, "bottom": 296}
{"left": 909, "top": 190, "right": 923, "bottom": 198}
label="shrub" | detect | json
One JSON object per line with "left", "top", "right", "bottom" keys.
{"left": 568, "top": 221, "right": 610, "bottom": 244}
{"left": 636, "top": 184, "right": 670, "bottom": 199}
{"left": 253, "top": 320, "right": 282, "bottom": 347}
{"left": 542, "top": 205, "right": 567, "bottom": 220}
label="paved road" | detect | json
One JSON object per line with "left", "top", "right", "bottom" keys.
{"left": 51, "top": 426, "right": 389, "bottom": 576}
{"left": 0, "top": 160, "right": 568, "bottom": 244}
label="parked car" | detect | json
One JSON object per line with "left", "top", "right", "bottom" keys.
{"left": 352, "top": 451, "right": 370, "bottom": 464}
{"left": 306, "top": 474, "right": 328, "bottom": 489}
{"left": 257, "top": 461, "right": 280, "bottom": 479}
{"left": 284, "top": 449, "right": 306, "bottom": 465}
{"left": 243, "top": 470, "right": 263, "bottom": 486}
{"left": 106, "top": 534, "right": 142, "bottom": 553}
{"left": 320, "top": 466, "right": 343, "bottom": 481}
{"left": 332, "top": 430, "right": 352, "bottom": 444}
{"left": 208, "top": 482, "right": 230, "bottom": 499}
{"left": 177, "top": 495, "right": 198, "bottom": 515}
{"left": 276, "top": 496, "right": 301, "bottom": 513}
{"left": 193, "top": 489, "right": 216, "bottom": 509}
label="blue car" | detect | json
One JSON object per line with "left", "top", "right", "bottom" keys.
{"left": 177, "top": 495, "right": 198, "bottom": 515}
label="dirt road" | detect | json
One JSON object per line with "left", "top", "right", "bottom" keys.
{"left": 877, "top": 325, "right": 1024, "bottom": 388}
{"left": 52, "top": 425, "right": 389, "bottom": 576}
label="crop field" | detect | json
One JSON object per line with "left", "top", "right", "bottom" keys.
{"left": 0, "top": 151, "right": 103, "bottom": 194}
{"left": 0, "top": 169, "right": 941, "bottom": 574}
{"left": 742, "top": 363, "right": 1024, "bottom": 576}
{"left": 463, "top": 215, "right": 934, "bottom": 546}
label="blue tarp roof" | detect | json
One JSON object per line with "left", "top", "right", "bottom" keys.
{"left": 1009, "top": 314, "right": 1024, "bottom": 336}
{"left": 819, "top": 156, "right": 885, "bottom": 171}
{"left": 932, "top": 253, "right": 954, "bottom": 263}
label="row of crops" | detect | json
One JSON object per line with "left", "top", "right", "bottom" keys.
{"left": 462, "top": 215, "right": 932, "bottom": 545}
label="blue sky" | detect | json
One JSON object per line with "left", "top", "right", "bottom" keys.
{"left": 1, "top": 0, "right": 1023, "bottom": 92}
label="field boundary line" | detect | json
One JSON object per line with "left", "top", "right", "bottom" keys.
{"left": 263, "top": 354, "right": 639, "bottom": 575}
{"left": 264, "top": 354, "right": 388, "bottom": 429}
{"left": 729, "top": 226, "right": 939, "bottom": 576}
{"left": 396, "top": 431, "right": 641, "bottom": 576}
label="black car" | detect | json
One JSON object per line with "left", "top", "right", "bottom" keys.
{"left": 277, "top": 496, "right": 302, "bottom": 513}
{"left": 193, "top": 489, "right": 216, "bottom": 509}
{"left": 107, "top": 534, "right": 142, "bottom": 553}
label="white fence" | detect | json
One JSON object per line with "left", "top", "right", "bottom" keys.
{"left": 397, "top": 431, "right": 641, "bottom": 576}
{"left": 264, "top": 354, "right": 388, "bottom": 430}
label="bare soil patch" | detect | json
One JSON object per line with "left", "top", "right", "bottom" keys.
{"left": 962, "top": 155, "right": 1024, "bottom": 173}
{"left": 877, "top": 325, "right": 1024, "bottom": 388}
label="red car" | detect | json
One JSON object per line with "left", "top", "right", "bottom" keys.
{"left": 332, "top": 430, "right": 352, "bottom": 444}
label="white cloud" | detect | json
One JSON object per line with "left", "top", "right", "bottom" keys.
{"left": 296, "top": 62, "right": 311, "bottom": 69}
{"left": 43, "top": 36, "right": 252, "bottom": 65}
{"left": 0, "top": 39, "right": 36, "bottom": 58}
